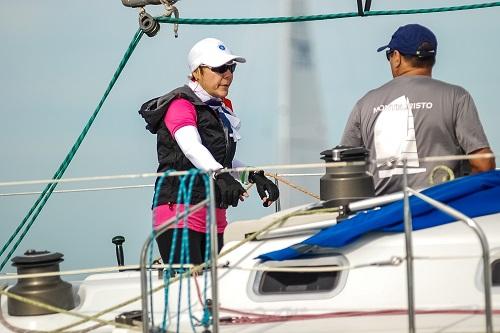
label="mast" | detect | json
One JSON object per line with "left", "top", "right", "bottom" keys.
{"left": 278, "top": 0, "right": 327, "bottom": 208}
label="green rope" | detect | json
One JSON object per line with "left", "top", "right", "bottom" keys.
{"left": 0, "top": 29, "right": 144, "bottom": 272}
{"left": 157, "top": 2, "right": 500, "bottom": 25}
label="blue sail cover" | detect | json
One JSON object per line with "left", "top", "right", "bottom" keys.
{"left": 258, "top": 170, "right": 500, "bottom": 262}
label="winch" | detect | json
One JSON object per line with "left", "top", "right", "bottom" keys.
{"left": 8, "top": 250, "right": 76, "bottom": 316}
{"left": 320, "top": 145, "right": 375, "bottom": 209}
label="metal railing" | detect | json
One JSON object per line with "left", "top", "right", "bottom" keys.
{"left": 139, "top": 199, "right": 209, "bottom": 333}
{"left": 401, "top": 159, "right": 494, "bottom": 333}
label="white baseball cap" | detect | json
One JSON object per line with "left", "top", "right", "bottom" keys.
{"left": 188, "top": 38, "right": 246, "bottom": 74}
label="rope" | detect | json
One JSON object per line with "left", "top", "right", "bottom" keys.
{"left": 149, "top": 170, "right": 203, "bottom": 332}
{"left": 276, "top": 173, "right": 323, "bottom": 177}
{"left": 225, "top": 259, "right": 403, "bottom": 273}
{"left": 1, "top": 153, "right": 494, "bottom": 188}
{"left": 160, "top": 0, "right": 180, "bottom": 37}
{"left": 156, "top": 2, "right": 500, "bottom": 25}
{"left": 219, "top": 308, "right": 500, "bottom": 326}
{"left": 0, "top": 29, "right": 145, "bottom": 272}
{"left": 0, "top": 252, "right": 485, "bottom": 282}
{"left": 266, "top": 173, "right": 320, "bottom": 200}
{"left": 0, "top": 184, "right": 154, "bottom": 197}
{"left": 0, "top": 162, "right": 347, "bottom": 188}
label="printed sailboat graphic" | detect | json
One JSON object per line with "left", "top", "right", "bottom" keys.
{"left": 375, "top": 95, "right": 426, "bottom": 178}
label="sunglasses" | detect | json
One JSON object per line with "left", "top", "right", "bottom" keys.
{"left": 203, "top": 63, "right": 237, "bottom": 74}
{"left": 385, "top": 50, "right": 395, "bottom": 61}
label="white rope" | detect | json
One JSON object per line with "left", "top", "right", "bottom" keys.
{"left": 0, "top": 153, "right": 495, "bottom": 189}
{"left": 0, "top": 184, "right": 154, "bottom": 197}
{"left": 0, "top": 172, "right": 167, "bottom": 187}
{"left": 414, "top": 255, "right": 494, "bottom": 260}
{"left": 0, "top": 263, "right": 197, "bottom": 281}
{"left": 418, "top": 153, "right": 495, "bottom": 163}
{"left": 0, "top": 154, "right": 493, "bottom": 188}
{"left": 226, "top": 254, "right": 494, "bottom": 273}
{"left": 226, "top": 258, "right": 403, "bottom": 273}
{"left": 276, "top": 172, "right": 323, "bottom": 177}
{"left": 0, "top": 162, "right": 360, "bottom": 188}
{"left": 0, "top": 253, "right": 482, "bottom": 282}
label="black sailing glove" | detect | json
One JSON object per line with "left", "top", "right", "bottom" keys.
{"left": 248, "top": 170, "right": 280, "bottom": 207}
{"left": 214, "top": 172, "right": 247, "bottom": 208}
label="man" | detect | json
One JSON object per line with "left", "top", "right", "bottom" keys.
{"left": 341, "top": 23, "right": 495, "bottom": 195}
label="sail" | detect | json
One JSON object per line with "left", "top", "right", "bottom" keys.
{"left": 278, "top": 0, "right": 327, "bottom": 208}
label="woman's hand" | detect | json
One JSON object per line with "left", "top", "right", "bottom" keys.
{"left": 214, "top": 172, "right": 248, "bottom": 208}
{"left": 248, "top": 171, "right": 280, "bottom": 207}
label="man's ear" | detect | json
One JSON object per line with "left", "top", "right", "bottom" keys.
{"left": 192, "top": 68, "right": 202, "bottom": 81}
{"left": 393, "top": 50, "right": 402, "bottom": 68}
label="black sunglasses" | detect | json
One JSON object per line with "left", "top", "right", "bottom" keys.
{"left": 385, "top": 50, "right": 395, "bottom": 61}
{"left": 204, "top": 63, "right": 237, "bottom": 74}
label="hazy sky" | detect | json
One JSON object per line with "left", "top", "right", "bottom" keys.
{"left": 1, "top": 0, "right": 499, "bottom": 273}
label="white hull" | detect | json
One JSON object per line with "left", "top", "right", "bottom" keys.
{"left": 2, "top": 210, "right": 500, "bottom": 332}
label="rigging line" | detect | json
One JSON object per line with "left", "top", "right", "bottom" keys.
{"left": 0, "top": 184, "right": 154, "bottom": 197}
{"left": 0, "top": 264, "right": 194, "bottom": 281}
{"left": 0, "top": 162, "right": 361, "bottom": 188}
{"left": 277, "top": 173, "right": 323, "bottom": 177}
{"left": 156, "top": 2, "right": 500, "bottom": 25}
{"left": 266, "top": 173, "right": 320, "bottom": 200}
{"left": 0, "top": 170, "right": 188, "bottom": 187}
{"left": 2, "top": 153, "right": 492, "bottom": 189}
{"left": 0, "top": 153, "right": 492, "bottom": 189}
{"left": 219, "top": 308, "right": 500, "bottom": 325}
{"left": 0, "top": 29, "right": 144, "bottom": 272}
{"left": 0, "top": 255, "right": 481, "bottom": 281}
{"left": 418, "top": 153, "right": 495, "bottom": 163}
{"left": 223, "top": 254, "right": 489, "bottom": 273}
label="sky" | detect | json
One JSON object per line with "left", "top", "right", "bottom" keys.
{"left": 1, "top": 0, "right": 499, "bottom": 273}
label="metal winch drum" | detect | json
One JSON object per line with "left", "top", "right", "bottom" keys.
{"left": 320, "top": 146, "right": 375, "bottom": 208}
{"left": 7, "top": 250, "right": 76, "bottom": 316}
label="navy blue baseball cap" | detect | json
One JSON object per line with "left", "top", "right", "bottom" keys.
{"left": 377, "top": 24, "right": 437, "bottom": 57}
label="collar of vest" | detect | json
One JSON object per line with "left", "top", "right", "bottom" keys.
{"left": 139, "top": 85, "right": 209, "bottom": 134}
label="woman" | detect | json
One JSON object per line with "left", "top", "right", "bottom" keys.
{"left": 139, "top": 38, "right": 279, "bottom": 265}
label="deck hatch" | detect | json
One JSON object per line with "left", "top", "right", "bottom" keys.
{"left": 258, "top": 269, "right": 340, "bottom": 294}
{"left": 248, "top": 255, "right": 349, "bottom": 301}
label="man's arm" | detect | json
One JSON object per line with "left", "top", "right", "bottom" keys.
{"left": 340, "top": 103, "right": 363, "bottom": 147}
{"left": 469, "top": 147, "right": 496, "bottom": 173}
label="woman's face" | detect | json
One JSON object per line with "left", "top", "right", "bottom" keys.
{"left": 193, "top": 64, "right": 235, "bottom": 99}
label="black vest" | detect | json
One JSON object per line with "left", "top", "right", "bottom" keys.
{"left": 139, "top": 86, "right": 237, "bottom": 206}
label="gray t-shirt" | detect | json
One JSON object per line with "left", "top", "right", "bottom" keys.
{"left": 341, "top": 75, "right": 490, "bottom": 195}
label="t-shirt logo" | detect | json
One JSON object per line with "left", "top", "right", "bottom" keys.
{"left": 374, "top": 95, "right": 427, "bottom": 178}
